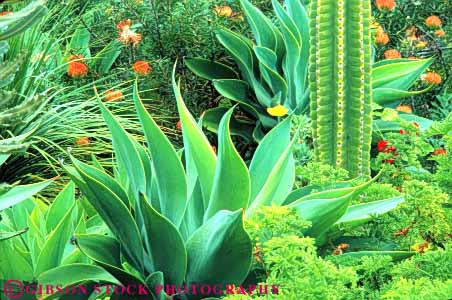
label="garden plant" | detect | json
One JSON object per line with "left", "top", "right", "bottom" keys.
{"left": 0, "top": 0, "right": 451, "bottom": 299}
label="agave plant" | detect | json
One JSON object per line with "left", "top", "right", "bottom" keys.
{"left": 186, "top": 0, "right": 435, "bottom": 143}
{"left": 8, "top": 66, "right": 405, "bottom": 300}
{"left": 186, "top": 0, "right": 309, "bottom": 141}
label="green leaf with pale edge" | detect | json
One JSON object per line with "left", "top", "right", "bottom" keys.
{"left": 186, "top": 210, "right": 252, "bottom": 299}
{"left": 70, "top": 157, "right": 144, "bottom": 273}
{"left": 205, "top": 108, "right": 250, "bottom": 220}
{"left": 0, "top": 180, "right": 52, "bottom": 211}
{"left": 35, "top": 205, "right": 74, "bottom": 275}
{"left": 38, "top": 264, "right": 121, "bottom": 287}
{"left": 185, "top": 58, "right": 238, "bottom": 80}
{"left": 75, "top": 234, "right": 146, "bottom": 287}
{"left": 172, "top": 64, "right": 217, "bottom": 206}
{"left": 138, "top": 195, "right": 187, "bottom": 286}
{"left": 97, "top": 98, "right": 146, "bottom": 200}
{"left": 45, "top": 181, "right": 75, "bottom": 232}
{"left": 247, "top": 116, "right": 294, "bottom": 216}
{"left": 134, "top": 81, "right": 187, "bottom": 227}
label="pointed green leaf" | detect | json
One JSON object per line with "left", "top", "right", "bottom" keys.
{"left": 38, "top": 264, "right": 121, "bottom": 287}
{"left": 205, "top": 108, "right": 250, "bottom": 220}
{"left": 138, "top": 195, "right": 187, "bottom": 286}
{"left": 0, "top": 180, "right": 52, "bottom": 211}
{"left": 335, "top": 196, "right": 405, "bottom": 227}
{"left": 173, "top": 65, "right": 217, "bottom": 205}
{"left": 185, "top": 58, "right": 238, "bottom": 80}
{"left": 45, "top": 181, "right": 75, "bottom": 232}
{"left": 35, "top": 205, "right": 74, "bottom": 275}
{"left": 70, "top": 157, "right": 144, "bottom": 273}
{"left": 247, "top": 116, "right": 294, "bottom": 216}
{"left": 98, "top": 99, "right": 146, "bottom": 199}
{"left": 186, "top": 210, "right": 252, "bottom": 296}
{"left": 134, "top": 81, "right": 187, "bottom": 227}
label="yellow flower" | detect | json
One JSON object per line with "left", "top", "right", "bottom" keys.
{"left": 267, "top": 105, "right": 289, "bottom": 117}
{"left": 411, "top": 241, "right": 430, "bottom": 254}
{"left": 396, "top": 104, "right": 413, "bottom": 114}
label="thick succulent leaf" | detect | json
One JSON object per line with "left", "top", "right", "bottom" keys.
{"left": 0, "top": 180, "right": 52, "bottom": 211}
{"left": 134, "top": 81, "right": 187, "bottom": 227}
{"left": 247, "top": 116, "right": 294, "bottom": 216}
{"left": 0, "top": 228, "right": 28, "bottom": 241}
{"left": 38, "top": 264, "right": 121, "bottom": 287}
{"left": 0, "top": 239, "right": 34, "bottom": 280}
{"left": 240, "top": 0, "right": 279, "bottom": 51}
{"left": 291, "top": 194, "right": 351, "bottom": 237}
{"left": 285, "top": 0, "right": 309, "bottom": 108}
{"left": 173, "top": 65, "right": 217, "bottom": 206}
{"left": 145, "top": 272, "right": 168, "bottom": 300}
{"left": 98, "top": 98, "right": 146, "bottom": 200}
{"left": 35, "top": 205, "right": 75, "bottom": 275}
{"left": 76, "top": 234, "right": 146, "bottom": 286}
{"left": 70, "top": 157, "right": 144, "bottom": 273}
{"left": 205, "top": 108, "right": 250, "bottom": 220}
{"left": 185, "top": 58, "right": 238, "bottom": 80}
{"left": 374, "top": 114, "right": 433, "bottom": 133}
{"left": 254, "top": 46, "right": 288, "bottom": 100}
{"left": 201, "top": 107, "right": 254, "bottom": 142}
{"left": 272, "top": 0, "right": 301, "bottom": 109}
{"left": 216, "top": 28, "right": 256, "bottom": 83}
{"left": 45, "top": 181, "right": 75, "bottom": 232}
{"left": 283, "top": 182, "right": 353, "bottom": 205}
{"left": 212, "top": 79, "right": 277, "bottom": 129}
{"left": 338, "top": 251, "right": 416, "bottom": 262}
{"left": 216, "top": 28, "right": 273, "bottom": 107}
{"left": 372, "top": 58, "right": 433, "bottom": 89}
{"left": 335, "top": 196, "right": 405, "bottom": 227}
{"left": 186, "top": 210, "right": 252, "bottom": 298}
{"left": 138, "top": 195, "right": 187, "bottom": 286}
{"left": 289, "top": 177, "right": 377, "bottom": 237}
{"left": 373, "top": 86, "right": 433, "bottom": 105}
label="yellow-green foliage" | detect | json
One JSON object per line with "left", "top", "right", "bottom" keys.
{"left": 380, "top": 278, "right": 452, "bottom": 300}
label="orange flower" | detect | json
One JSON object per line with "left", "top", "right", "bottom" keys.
{"left": 176, "top": 120, "right": 182, "bottom": 131}
{"left": 375, "top": 31, "right": 390, "bottom": 45}
{"left": 435, "top": 29, "right": 446, "bottom": 37}
{"left": 132, "top": 60, "right": 152, "bottom": 75}
{"left": 75, "top": 137, "right": 90, "bottom": 145}
{"left": 211, "top": 145, "right": 217, "bottom": 154}
{"left": 384, "top": 49, "right": 401, "bottom": 59}
{"left": 425, "top": 16, "right": 442, "bottom": 28}
{"left": 104, "top": 89, "right": 124, "bottom": 102}
{"left": 421, "top": 71, "right": 442, "bottom": 85}
{"left": 117, "top": 19, "right": 142, "bottom": 47}
{"left": 408, "top": 56, "right": 418, "bottom": 60}
{"left": 67, "top": 55, "right": 88, "bottom": 78}
{"left": 213, "top": 5, "right": 233, "bottom": 17}
{"left": 405, "top": 26, "right": 419, "bottom": 41}
{"left": 375, "top": 0, "right": 395, "bottom": 10}
{"left": 433, "top": 148, "right": 447, "bottom": 156}
{"left": 396, "top": 104, "right": 412, "bottom": 113}
{"left": 0, "top": 11, "right": 12, "bottom": 16}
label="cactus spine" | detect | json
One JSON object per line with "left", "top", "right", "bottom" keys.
{"left": 309, "top": 0, "right": 373, "bottom": 177}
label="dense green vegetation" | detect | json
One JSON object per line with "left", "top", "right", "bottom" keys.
{"left": 0, "top": 0, "right": 450, "bottom": 299}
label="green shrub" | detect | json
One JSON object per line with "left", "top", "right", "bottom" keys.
{"left": 380, "top": 277, "right": 452, "bottom": 300}
{"left": 261, "top": 236, "right": 357, "bottom": 300}
{"left": 391, "top": 245, "right": 452, "bottom": 281}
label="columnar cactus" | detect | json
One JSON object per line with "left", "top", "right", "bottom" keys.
{"left": 309, "top": 0, "right": 373, "bottom": 177}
